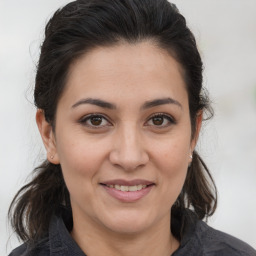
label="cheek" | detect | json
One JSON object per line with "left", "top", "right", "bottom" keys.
{"left": 161, "top": 147, "right": 188, "bottom": 184}
{"left": 55, "top": 131, "right": 106, "bottom": 194}
{"left": 152, "top": 134, "right": 190, "bottom": 194}
{"left": 155, "top": 133, "right": 190, "bottom": 169}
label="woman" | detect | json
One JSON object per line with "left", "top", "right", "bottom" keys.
{"left": 8, "top": 0, "right": 256, "bottom": 255}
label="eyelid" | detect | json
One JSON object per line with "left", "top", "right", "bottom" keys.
{"left": 79, "top": 113, "right": 112, "bottom": 128}
{"left": 79, "top": 112, "right": 176, "bottom": 129}
{"left": 145, "top": 112, "right": 176, "bottom": 127}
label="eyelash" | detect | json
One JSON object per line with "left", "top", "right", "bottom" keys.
{"left": 79, "top": 114, "right": 111, "bottom": 129}
{"left": 79, "top": 113, "right": 175, "bottom": 129}
{"left": 146, "top": 113, "right": 176, "bottom": 127}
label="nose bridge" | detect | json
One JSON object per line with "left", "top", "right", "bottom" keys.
{"left": 109, "top": 122, "right": 149, "bottom": 170}
{"left": 122, "top": 123, "right": 140, "bottom": 153}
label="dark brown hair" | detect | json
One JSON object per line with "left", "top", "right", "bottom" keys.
{"left": 9, "top": 0, "right": 217, "bottom": 244}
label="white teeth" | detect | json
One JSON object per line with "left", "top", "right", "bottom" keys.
{"left": 115, "top": 184, "right": 121, "bottom": 190}
{"left": 106, "top": 184, "right": 148, "bottom": 191}
{"left": 121, "top": 185, "right": 128, "bottom": 191}
{"left": 128, "top": 185, "right": 137, "bottom": 192}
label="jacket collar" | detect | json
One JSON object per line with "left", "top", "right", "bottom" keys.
{"left": 49, "top": 207, "right": 86, "bottom": 256}
{"left": 48, "top": 206, "right": 198, "bottom": 256}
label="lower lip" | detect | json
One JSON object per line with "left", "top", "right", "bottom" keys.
{"left": 102, "top": 185, "right": 154, "bottom": 202}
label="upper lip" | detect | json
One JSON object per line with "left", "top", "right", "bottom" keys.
{"left": 100, "top": 179, "right": 155, "bottom": 186}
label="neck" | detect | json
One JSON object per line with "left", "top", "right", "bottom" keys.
{"left": 71, "top": 212, "right": 180, "bottom": 256}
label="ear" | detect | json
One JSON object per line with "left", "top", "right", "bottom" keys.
{"left": 36, "top": 109, "right": 60, "bottom": 164}
{"left": 190, "top": 110, "right": 203, "bottom": 153}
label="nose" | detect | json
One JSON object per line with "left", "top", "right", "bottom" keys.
{"left": 109, "top": 124, "right": 149, "bottom": 171}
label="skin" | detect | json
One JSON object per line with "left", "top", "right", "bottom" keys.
{"left": 37, "top": 41, "right": 202, "bottom": 256}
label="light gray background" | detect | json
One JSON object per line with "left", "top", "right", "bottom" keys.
{"left": 1, "top": 1, "right": 256, "bottom": 255}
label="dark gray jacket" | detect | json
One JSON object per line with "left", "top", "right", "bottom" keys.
{"left": 8, "top": 208, "right": 256, "bottom": 256}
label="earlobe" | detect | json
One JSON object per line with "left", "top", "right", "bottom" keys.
{"left": 36, "top": 109, "right": 60, "bottom": 164}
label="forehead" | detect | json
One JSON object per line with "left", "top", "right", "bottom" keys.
{"left": 60, "top": 41, "right": 188, "bottom": 108}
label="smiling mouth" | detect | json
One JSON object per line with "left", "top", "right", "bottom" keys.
{"left": 100, "top": 181, "right": 155, "bottom": 202}
{"left": 101, "top": 184, "right": 150, "bottom": 192}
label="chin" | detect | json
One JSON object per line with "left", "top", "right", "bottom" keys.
{"left": 106, "top": 220, "right": 150, "bottom": 235}
{"left": 98, "top": 209, "right": 157, "bottom": 235}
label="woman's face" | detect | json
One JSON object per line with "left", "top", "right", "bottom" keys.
{"left": 41, "top": 42, "right": 199, "bottom": 235}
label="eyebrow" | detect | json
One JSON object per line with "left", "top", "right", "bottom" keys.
{"left": 72, "top": 98, "right": 116, "bottom": 109}
{"left": 141, "top": 97, "right": 182, "bottom": 110}
{"left": 71, "top": 97, "right": 182, "bottom": 110}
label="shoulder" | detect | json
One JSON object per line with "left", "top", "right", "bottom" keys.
{"left": 174, "top": 209, "right": 256, "bottom": 256}
{"left": 8, "top": 238, "right": 50, "bottom": 256}
{"left": 196, "top": 220, "right": 256, "bottom": 256}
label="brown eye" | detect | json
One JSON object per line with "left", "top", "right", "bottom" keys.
{"left": 80, "top": 114, "right": 111, "bottom": 128}
{"left": 146, "top": 114, "right": 175, "bottom": 128}
{"left": 90, "top": 116, "right": 103, "bottom": 126}
{"left": 152, "top": 116, "right": 164, "bottom": 125}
